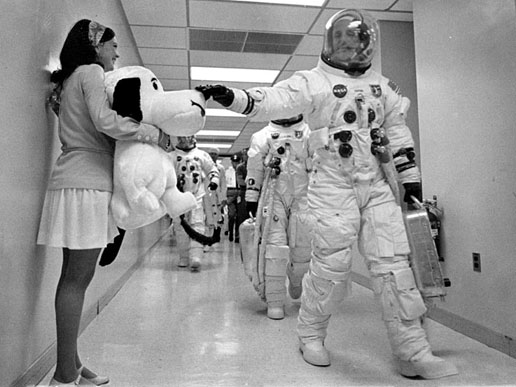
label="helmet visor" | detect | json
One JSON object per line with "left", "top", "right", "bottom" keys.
{"left": 322, "top": 9, "right": 379, "bottom": 71}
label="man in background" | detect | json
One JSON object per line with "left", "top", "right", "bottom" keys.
{"left": 225, "top": 153, "right": 241, "bottom": 242}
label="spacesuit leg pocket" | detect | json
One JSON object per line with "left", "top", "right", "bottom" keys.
{"left": 360, "top": 201, "right": 410, "bottom": 260}
{"left": 312, "top": 208, "right": 359, "bottom": 251}
{"left": 302, "top": 273, "right": 350, "bottom": 316}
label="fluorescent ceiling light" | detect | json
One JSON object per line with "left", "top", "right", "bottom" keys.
{"left": 197, "top": 143, "right": 233, "bottom": 149}
{"left": 207, "top": 108, "right": 245, "bottom": 117}
{"left": 197, "top": 130, "right": 240, "bottom": 137}
{"left": 191, "top": 67, "right": 279, "bottom": 83}
{"left": 233, "top": 0, "right": 325, "bottom": 5}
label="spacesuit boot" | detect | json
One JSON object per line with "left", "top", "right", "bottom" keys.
{"left": 297, "top": 269, "right": 350, "bottom": 367}
{"left": 267, "top": 300, "right": 284, "bottom": 320}
{"left": 173, "top": 219, "right": 190, "bottom": 267}
{"left": 190, "top": 241, "right": 203, "bottom": 271}
{"left": 264, "top": 245, "right": 289, "bottom": 320}
{"left": 299, "top": 339, "right": 330, "bottom": 367}
{"left": 396, "top": 343, "right": 459, "bottom": 379}
{"left": 371, "top": 267, "right": 458, "bottom": 379}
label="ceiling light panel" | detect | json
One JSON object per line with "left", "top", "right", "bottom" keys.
{"left": 190, "top": 50, "right": 290, "bottom": 71}
{"left": 191, "top": 67, "right": 279, "bottom": 83}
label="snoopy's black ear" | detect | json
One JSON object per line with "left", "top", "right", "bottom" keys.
{"left": 112, "top": 77, "right": 143, "bottom": 122}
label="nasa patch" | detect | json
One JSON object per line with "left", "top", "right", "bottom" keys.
{"left": 333, "top": 84, "right": 347, "bottom": 98}
{"left": 295, "top": 131, "right": 303, "bottom": 138}
{"left": 271, "top": 132, "right": 280, "bottom": 139}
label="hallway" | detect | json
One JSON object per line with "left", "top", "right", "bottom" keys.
{"left": 40, "top": 231, "right": 516, "bottom": 387}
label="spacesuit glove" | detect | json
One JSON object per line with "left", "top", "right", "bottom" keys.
{"left": 208, "top": 181, "right": 218, "bottom": 191}
{"left": 158, "top": 131, "right": 174, "bottom": 152}
{"left": 195, "top": 85, "right": 234, "bottom": 107}
{"left": 403, "top": 182, "right": 422, "bottom": 205}
{"left": 246, "top": 201, "right": 258, "bottom": 217}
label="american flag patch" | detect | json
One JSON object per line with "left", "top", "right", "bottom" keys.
{"left": 388, "top": 80, "right": 400, "bottom": 94}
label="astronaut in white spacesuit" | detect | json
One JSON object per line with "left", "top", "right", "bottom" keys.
{"left": 245, "top": 115, "right": 312, "bottom": 320}
{"left": 196, "top": 8, "right": 457, "bottom": 380}
{"left": 205, "top": 147, "right": 227, "bottom": 244}
{"left": 171, "top": 136, "right": 219, "bottom": 271}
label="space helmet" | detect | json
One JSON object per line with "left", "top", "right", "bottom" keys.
{"left": 176, "top": 135, "right": 197, "bottom": 151}
{"left": 321, "top": 9, "right": 379, "bottom": 74}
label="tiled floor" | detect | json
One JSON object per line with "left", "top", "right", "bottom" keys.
{"left": 40, "top": 232, "right": 516, "bottom": 386}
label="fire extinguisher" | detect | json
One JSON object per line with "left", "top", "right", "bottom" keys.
{"left": 423, "top": 195, "right": 443, "bottom": 261}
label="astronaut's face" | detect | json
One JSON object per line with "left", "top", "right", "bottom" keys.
{"left": 330, "top": 18, "right": 362, "bottom": 63}
{"left": 177, "top": 136, "right": 196, "bottom": 150}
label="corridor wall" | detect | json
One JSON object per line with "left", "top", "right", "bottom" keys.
{"left": 353, "top": 0, "right": 516, "bottom": 359}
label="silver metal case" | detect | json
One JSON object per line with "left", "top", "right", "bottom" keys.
{"left": 403, "top": 208, "right": 448, "bottom": 299}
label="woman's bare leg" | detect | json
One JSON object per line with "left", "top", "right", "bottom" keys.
{"left": 53, "top": 248, "right": 100, "bottom": 383}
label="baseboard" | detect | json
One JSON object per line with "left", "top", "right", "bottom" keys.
{"left": 351, "top": 271, "right": 516, "bottom": 360}
{"left": 12, "top": 232, "right": 168, "bottom": 387}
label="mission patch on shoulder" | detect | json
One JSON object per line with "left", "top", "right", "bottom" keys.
{"left": 388, "top": 80, "right": 400, "bottom": 94}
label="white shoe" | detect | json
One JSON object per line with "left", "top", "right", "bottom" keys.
{"left": 267, "top": 305, "right": 284, "bottom": 320}
{"left": 397, "top": 350, "right": 458, "bottom": 379}
{"left": 190, "top": 258, "right": 201, "bottom": 271}
{"left": 48, "top": 374, "right": 81, "bottom": 386}
{"left": 79, "top": 366, "right": 109, "bottom": 385}
{"left": 299, "top": 340, "right": 330, "bottom": 367}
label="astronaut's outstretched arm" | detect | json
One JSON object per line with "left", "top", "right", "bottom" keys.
{"left": 195, "top": 73, "right": 313, "bottom": 122}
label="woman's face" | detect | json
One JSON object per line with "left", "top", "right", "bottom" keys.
{"left": 97, "top": 37, "right": 119, "bottom": 72}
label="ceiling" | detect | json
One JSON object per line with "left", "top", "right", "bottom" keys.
{"left": 118, "top": 0, "right": 413, "bottom": 157}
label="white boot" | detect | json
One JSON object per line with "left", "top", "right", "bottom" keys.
{"left": 299, "top": 340, "right": 330, "bottom": 367}
{"left": 178, "top": 256, "right": 189, "bottom": 267}
{"left": 396, "top": 348, "right": 458, "bottom": 379}
{"left": 267, "top": 303, "right": 284, "bottom": 320}
{"left": 190, "top": 256, "right": 201, "bottom": 271}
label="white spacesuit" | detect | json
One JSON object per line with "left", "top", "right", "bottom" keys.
{"left": 170, "top": 136, "right": 219, "bottom": 271}
{"left": 196, "top": 8, "right": 457, "bottom": 380}
{"left": 245, "top": 115, "right": 312, "bottom": 320}
{"left": 205, "top": 147, "right": 227, "bottom": 243}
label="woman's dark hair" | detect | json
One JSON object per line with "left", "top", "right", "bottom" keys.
{"left": 50, "top": 19, "right": 115, "bottom": 84}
